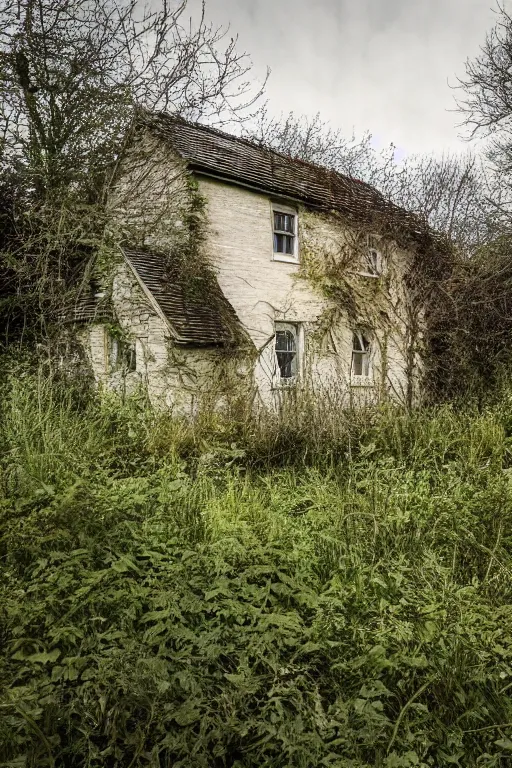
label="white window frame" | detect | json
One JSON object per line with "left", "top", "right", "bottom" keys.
{"left": 351, "top": 329, "right": 373, "bottom": 386}
{"left": 357, "top": 234, "right": 383, "bottom": 278}
{"left": 273, "top": 322, "right": 302, "bottom": 387}
{"left": 271, "top": 203, "right": 299, "bottom": 264}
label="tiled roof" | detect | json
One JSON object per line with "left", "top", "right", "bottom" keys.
{"left": 71, "top": 249, "right": 241, "bottom": 346}
{"left": 139, "top": 112, "right": 425, "bottom": 236}
{"left": 69, "top": 288, "right": 113, "bottom": 324}
{"left": 123, "top": 248, "right": 240, "bottom": 346}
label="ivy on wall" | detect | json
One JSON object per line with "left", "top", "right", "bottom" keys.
{"left": 296, "top": 208, "right": 453, "bottom": 406}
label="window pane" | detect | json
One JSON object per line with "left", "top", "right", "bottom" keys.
{"left": 274, "top": 233, "right": 283, "bottom": 252}
{"left": 352, "top": 352, "right": 363, "bottom": 376}
{"left": 274, "top": 232, "right": 295, "bottom": 255}
{"left": 352, "top": 332, "right": 371, "bottom": 377}
{"left": 353, "top": 332, "right": 370, "bottom": 352}
{"left": 277, "top": 351, "right": 295, "bottom": 378}
{"left": 276, "top": 329, "right": 295, "bottom": 351}
{"left": 124, "top": 345, "right": 136, "bottom": 372}
{"left": 367, "top": 248, "right": 380, "bottom": 274}
{"left": 109, "top": 336, "right": 136, "bottom": 372}
{"left": 284, "top": 214, "right": 294, "bottom": 233}
{"left": 274, "top": 212, "right": 295, "bottom": 233}
{"left": 276, "top": 329, "right": 297, "bottom": 379}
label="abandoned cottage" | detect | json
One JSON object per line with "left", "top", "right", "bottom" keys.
{"left": 74, "top": 112, "right": 441, "bottom": 411}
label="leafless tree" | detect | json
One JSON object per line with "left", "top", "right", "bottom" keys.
{"left": 455, "top": 2, "right": 512, "bottom": 224}
{"left": 0, "top": 0, "right": 266, "bottom": 343}
{"left": 247, "top": 109, "right": 397, "bottom": 190}
{"left": 248, "top": 110, "right": 496, "bottom": 254}
{"left": 388, "top": 152, "right": 502, "bottom": 255}
{"left": 456, "top": 3, "right": 512, "bottom": 147}
{"left": 418, "top": 2, "right": 512, "bottom": 395}
{"left": 0, "top": 0, "right": 266, "bottom": 197}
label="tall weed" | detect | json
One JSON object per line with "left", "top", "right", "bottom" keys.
{"left": 2, "top": 372, "right": 512, "bottom": 765}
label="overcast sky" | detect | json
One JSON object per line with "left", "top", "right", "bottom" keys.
{"left": 189, "top": 0, "right": 502, "bottom": 158}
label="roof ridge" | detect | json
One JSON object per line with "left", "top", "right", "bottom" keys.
{"left": 134, "top": 109, "right": 434, "bottom": 244}
{"left": 139, "top": 109, "right": 384, "bottom": 199}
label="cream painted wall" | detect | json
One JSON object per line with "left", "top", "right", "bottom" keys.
{"left": 198, "top": 175, "right": 418, "bottom": 407}
{"left": 82, "top": 128, "right": 422, "bottom": 411}
{"left": 106, "top": 128, "right": 191, "bottom": 251}
{"left": 198, "top": 176, "right": 339, "bottom": 405}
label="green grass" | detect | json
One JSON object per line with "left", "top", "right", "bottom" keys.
{"left": 2, "top": 370, "right": 512, "bottom": 766}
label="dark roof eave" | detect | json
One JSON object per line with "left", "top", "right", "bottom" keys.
{"left": 174, "top": 337, "right": 231, "bottom": 347}
{"left": 189, "top": 164, "right": 316, "bottom": 209}
{"left": 188, "top": 164, "right": 424, "bottom": 236}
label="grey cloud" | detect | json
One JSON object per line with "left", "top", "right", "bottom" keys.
{"left": 186, "top": 0, "right": 500, "bottom": 155}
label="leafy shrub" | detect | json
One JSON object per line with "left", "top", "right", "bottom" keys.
{"left": 3, "top": 374, "right": 512, "bottom": 765}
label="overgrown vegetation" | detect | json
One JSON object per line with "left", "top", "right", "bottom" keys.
{"left": 0, "top": 0, "right": 266, "bottom": 345}
{"left": 5, "top": 2, "right": 512, "bottom": 765}
{"left": 3, "top": 369, "right": 512, "bottom": 767}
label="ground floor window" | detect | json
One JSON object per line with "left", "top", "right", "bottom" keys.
{"left": 274, "top": 322, "right": 300, "bottom": 383}
{"left": 351, "top": 330, "right": 372, "bottom": 381}
{"left": 108, "top": 334, "right": 136, "bottom": 373}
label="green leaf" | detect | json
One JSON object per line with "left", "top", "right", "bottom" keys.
{"left": 26, "top": 649, "right": 61, "bottom": 664}
{"left": 173, "top": 703, "right": 201, "bottom": 726}
{"left": 495, "top": 737, "right": 512, "bottom": 750}
{"left": 111, "top": 555, "right": 141, "bottom": 574}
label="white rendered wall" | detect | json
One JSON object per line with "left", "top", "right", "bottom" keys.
{"left": 91, "top": 127, "right": 422, "bottom": 411}
{"left": 198, "top": 176, "right": 418, "bottom": 408}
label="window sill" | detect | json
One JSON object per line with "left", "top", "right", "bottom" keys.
{"left": 272, "top": 378, "right": 298, "bottom": 390}
{"left": 351, "top": 377, "right": 375, "bottom": 388}
{"left": 355, "top": 271, "right": 381, "bottom": 279}
{"left": 273, "top": 254, "right": 300, "bottom": 265}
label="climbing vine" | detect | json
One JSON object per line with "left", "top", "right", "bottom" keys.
{"left": 296, "top": 207, "right": 452, "bottom": 406}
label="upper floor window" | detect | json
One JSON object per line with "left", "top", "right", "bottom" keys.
{"left": 272, "top": 205, "right": 298, "bottom": 263}
{"left": 361, "top": 234, "right": 383, "bottom": 276}
{"left": 351, "top": 330, "right": 372, "bottom": 382}
{"left": 274, "top": 322, "right": 299, "bottom": 383}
